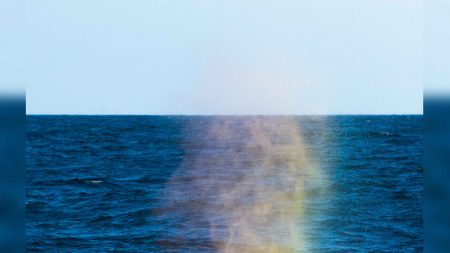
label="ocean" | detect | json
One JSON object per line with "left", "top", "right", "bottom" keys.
{"left": 26, "top": 115, "right": 422, "bottom": 252}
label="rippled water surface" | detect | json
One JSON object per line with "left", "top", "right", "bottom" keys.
{"left": 27, "top": 116, "right": 422, "bottom": 252}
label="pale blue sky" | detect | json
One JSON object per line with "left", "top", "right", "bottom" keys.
{"left": 425, "top": 0, "right": 450, "bottom": 95}
{"left": 1, "top": 0, "right": 423, "bottom": 114}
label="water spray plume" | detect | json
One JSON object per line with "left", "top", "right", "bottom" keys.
{"left": 163, "top": 116, "right": 326, "bottom": 252}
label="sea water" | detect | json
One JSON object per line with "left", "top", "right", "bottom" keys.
{"left": 26, "top": 115, "right": 422, "bottom": 252}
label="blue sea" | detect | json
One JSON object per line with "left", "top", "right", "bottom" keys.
{"left": 26, "top": 115, "right": 422, "bottom": 252}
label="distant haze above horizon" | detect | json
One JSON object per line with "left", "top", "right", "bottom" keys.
{"left": 2, "top": 1, "right": 423, "bottom": 115}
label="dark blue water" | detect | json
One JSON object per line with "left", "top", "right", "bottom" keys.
{"left": 26, "top": 116, "right": 422, "bottom": 252}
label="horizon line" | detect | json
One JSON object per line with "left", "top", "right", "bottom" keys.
{"left": 26, "top": 113, "right": 423, "bottom": 116}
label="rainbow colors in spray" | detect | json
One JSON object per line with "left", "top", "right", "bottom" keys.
{"left": 164, "top": 117, "right": 328, "bottom": 252}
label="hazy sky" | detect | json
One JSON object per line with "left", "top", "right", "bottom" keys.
{"left": 425, "top": 0, "right": 450, "bottom": 95}
{"left": 2, "top": 0, "right": 423, "bottom": 114}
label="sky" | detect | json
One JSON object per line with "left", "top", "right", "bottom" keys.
{"left": 1, "top": 0, "right": 425, "bottom": 115}
{"left": 425, "top": 0, "right": 450, "bottom": 96}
